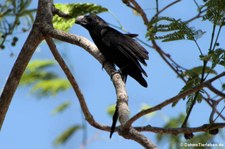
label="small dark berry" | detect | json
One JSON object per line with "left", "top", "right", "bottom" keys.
{"left": 209, "top": 129, "right": 219, "bottom": 135}
{"left": 184, "top": 133, "right": 194, "bottom": 139}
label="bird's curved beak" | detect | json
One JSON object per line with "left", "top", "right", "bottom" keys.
{"left": 75, "top": 16, "right": 86, "bottom": 25}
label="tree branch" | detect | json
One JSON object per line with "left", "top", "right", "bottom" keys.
{"left": 122, "top": 0, "right": 148, "bottom": 25}
{"left": 152, "top": 0, "right": 181, "bottom": 19}
{"left": 119, "top": 127, "right": 158, "bottom": 149}
{"left": 42, "top": 26, "right": 131, "bottom": 136}
{"left": 41, "top": 25, "right": 157, "bottom": 148}
{"left": 125, "top": 72, "right": 225, "bottom": 127}
{"left": 207, "top": 84, "right": 225, "bottom": 98}
{"left": 134, "top": 123, "right": 225, "bottom": 135}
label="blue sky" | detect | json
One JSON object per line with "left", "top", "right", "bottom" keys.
{"left": 0, "top": 0, "right": 225, "bottom": 149}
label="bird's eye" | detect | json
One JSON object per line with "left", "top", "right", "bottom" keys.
{"left": 87, "top": 17, "right": 93, "bottom": 22}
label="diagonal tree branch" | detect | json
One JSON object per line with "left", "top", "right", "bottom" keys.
{"left": 122, "top": 0, "right": 148, "bottom": 25}
{"left": 125, "top": 72, "right": 225, "bottom": 127}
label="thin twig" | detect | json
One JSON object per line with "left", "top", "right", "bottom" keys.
{"left": 125, "top": 72, "right": 225, "bottom": 127}
{"left": 152, "top": 0, "right": 181, "bottom": 20}
{"left": 122, "top": 0, "right": 148, "bottom": 25}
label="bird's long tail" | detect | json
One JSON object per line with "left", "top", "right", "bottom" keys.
{"left": 110, "top": 105, "right": 118, "bottom": 138}
{"left": 110, "top": 73, "right": 127, "bottom": 138}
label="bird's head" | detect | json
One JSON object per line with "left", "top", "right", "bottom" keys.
{"left": 75, "top": 14, "right": 108, "bottom": 29}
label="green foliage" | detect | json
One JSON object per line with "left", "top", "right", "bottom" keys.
{"left": 0, "top": 0, "right": 35, "bottom": 49}
{"left": 202, "top": 48, "right": 225, "bottom": 68}
{"left": 186, "top": 92, "right": 203, "bottom": 113}
{"left": 147, "top": 17, "right": 204, "bottom": 42}
{"left": 20, "top": 59, "right": 70, "bottom": 97}
{"left": 54, "top": 125, "right": 82, "bottom": 146}
{"left": 52, "top": 101, "right": 71, "bottom": 115}
{"left": 53, "top": 3, "right": 108, "bottom": 31}
{"left": 203, "top": 0, "right": 225, "bottom": 25}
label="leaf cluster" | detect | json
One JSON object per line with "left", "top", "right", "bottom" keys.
{"left": 53, "top": 3, "right": 108, "bottom": 31}
{"left": 0, "top": 0, "right": 35, "bottom": 49}
{"left": 147, "top": 17, "right": 204, "bottom": 42}
{"left": 203, "top": 0, "right": 225, "bottom": 25}
{"left": 20, "top": 60, "right": 70, "bottom": 97}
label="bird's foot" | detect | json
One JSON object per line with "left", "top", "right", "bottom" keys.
{"left": 110, "top": 71, "right": 121, "bottom": 80}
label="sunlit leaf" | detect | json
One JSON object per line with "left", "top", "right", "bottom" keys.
{"left": 107, "top": 104, "right": 116, "bottom": 116}
{"left": 53, "top": 3, "right": 108, "bottom": 31}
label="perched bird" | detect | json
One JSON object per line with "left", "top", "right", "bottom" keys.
{"left": 75, "top": 14, "right": 149, "bottom": 87}
{"left": 75, "top": 14, "right": 149, "bottom": 138}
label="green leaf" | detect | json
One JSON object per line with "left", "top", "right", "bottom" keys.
{"left": 53, "top": 3, "right": 108, "bottom": 31}
{"left": 222, "top": 84, "right": 225, "bottom": 90}
{"left": 208, "top": 48, "right": 225, "bottom": 68}
{"left": 52, "top": 101, "right": 71, "bottom": 115}
{"left": 31, "top": 78, "right": 70, "bottom": 97}
{"left": 173, "top": 76, "right": 202, "bottom": 107}
{"left": 54, "top": 125, "right": 82, "bottom": 146}
{"left": 107, "top": 104, "right": 116, "bottom": 116}
{"left": 186, "top": 92, "right": 203, "bottom": 113}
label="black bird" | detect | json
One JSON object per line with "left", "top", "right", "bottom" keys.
{"left": 75, "top": 14, "right": 149, "bottom": 87}
{"left": 75, "top": 14, "right": 149, "bottom": 138}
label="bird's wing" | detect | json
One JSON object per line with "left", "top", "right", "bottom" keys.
{"left": 101, "top": 27, "right": 149, "bottom": 66}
